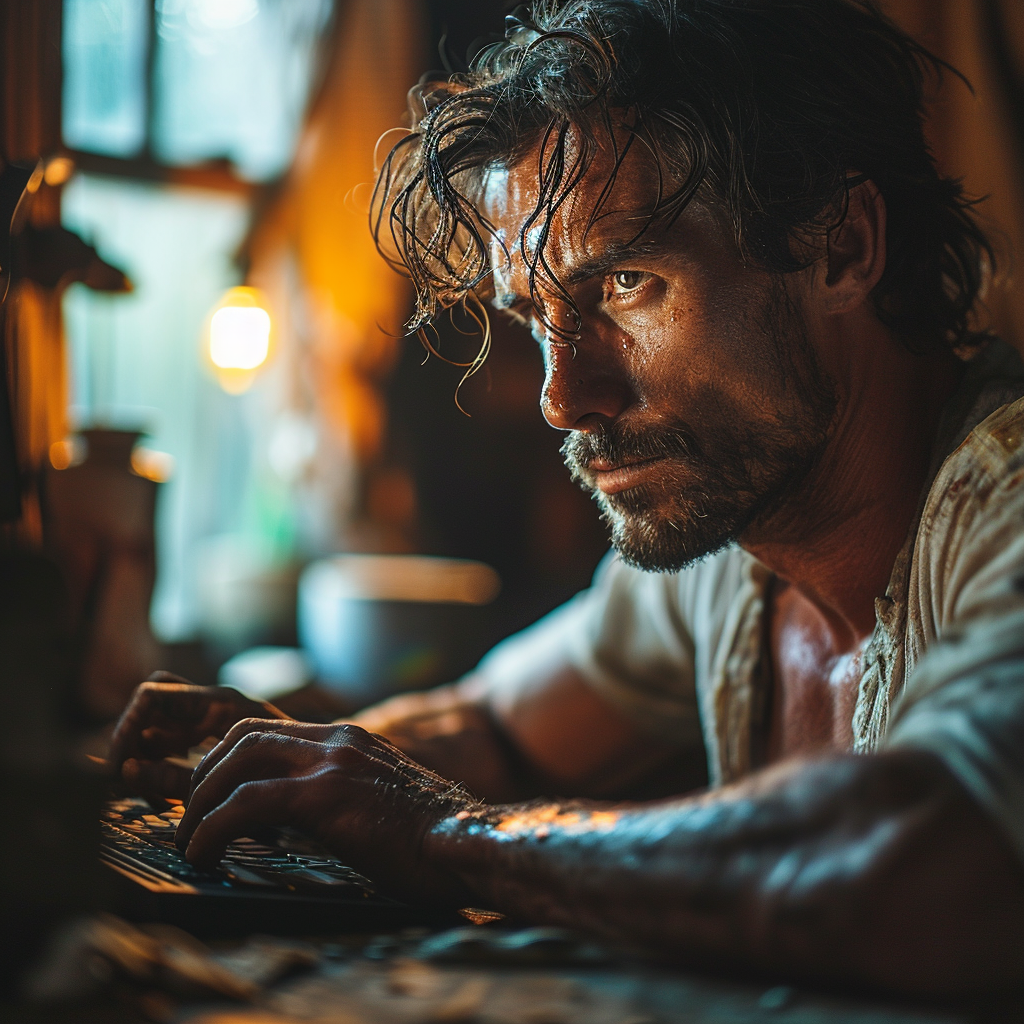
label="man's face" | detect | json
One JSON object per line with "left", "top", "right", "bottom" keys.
{"left": 483, "top": 141, "right": 837, "bottom": 572}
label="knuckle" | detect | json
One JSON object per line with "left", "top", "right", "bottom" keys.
{"left": 230, "top": 778, "right": 278, "bottom": 808}
{"left": 225, "top": 717, "right": 265, "bottom": 741}
{"left": 334, "top": 723, "right": 366, "bottom": 743}
{"left": 235, "top": 729, "right": 270, "bottom": 752}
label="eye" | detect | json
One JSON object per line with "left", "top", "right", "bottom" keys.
{"left": 609, "top": 270, "right": 650, "bottom": 294}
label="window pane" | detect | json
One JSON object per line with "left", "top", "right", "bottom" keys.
{"left": 62, "top": 0, "right": 150, "bottom": 157}
{"left": 62, "top": 174, "right": 254, "bottom": 640}
{"left": 151, "top": 0, "right": 333, "bottom": 181}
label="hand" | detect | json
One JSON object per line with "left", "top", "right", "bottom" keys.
{"left": 109, "top": 671, "right": 293, "bottom": 798}
{"left": 176, "top": 719, "right": 479, "bottom": 906}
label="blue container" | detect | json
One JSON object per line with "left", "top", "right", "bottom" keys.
{"left": 298, "top": 555, "right": 500, "bottom": 707}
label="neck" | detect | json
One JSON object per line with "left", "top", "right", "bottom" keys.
{"left": 742, "top": 321, "right": 964, "bottom": 648}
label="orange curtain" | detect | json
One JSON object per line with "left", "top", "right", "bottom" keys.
{"left": 2, "top": 0, "right": 64, "bottom": 542}
{"left": 248, "top": 0, "right": 424, "bottom": 464}
{"left": 3, "top": 274, "right": 67, "bottom": 539}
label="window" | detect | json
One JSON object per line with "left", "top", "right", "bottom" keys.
{"left": 63, "top": 0, "right": 332, "bottom": 179}
{"left": 60, "top": 0, "right": 333, "bottom": 640}
{"left": 62, "top": 0, "right": 149, "bottom": 158}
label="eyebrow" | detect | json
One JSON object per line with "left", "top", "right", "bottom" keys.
{"left": 491, "top": 236, "right": 679, "bottom": 313}
{"left": 563, "top": 237, "right": 679, "bottom": 286}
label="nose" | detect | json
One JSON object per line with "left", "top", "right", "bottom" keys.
{"left": 539, "top": 332, "right": 636, "bottom": 431}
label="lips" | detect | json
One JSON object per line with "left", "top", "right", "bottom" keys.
{"left": 562, "top": 423, "right": 704, "bottom": 499}
{"left": 588, "top": 455, "right": 666, "bottom": 494}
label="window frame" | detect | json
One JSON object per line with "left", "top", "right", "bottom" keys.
{"left": 60, "top": 0, "right": 331, "bottom": 198}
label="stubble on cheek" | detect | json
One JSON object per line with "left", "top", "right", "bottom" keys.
{"left": 559, "top": 281, "right": 837, "bottom": 572}
{"left": 560, "top": 417, "right": 756, "bottom": 571}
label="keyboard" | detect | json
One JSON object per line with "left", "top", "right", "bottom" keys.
{"left": 101, "top": 797, "right": 434, "bottom": 936}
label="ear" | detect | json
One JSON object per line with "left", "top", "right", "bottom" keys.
{"left": 822, "top": 179, "right": 887, "bottom": 312}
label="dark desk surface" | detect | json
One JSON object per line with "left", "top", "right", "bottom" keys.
{"left": 176, "top": 958, "right": 993, "bottom": 1024}
{"left": 5, "top": 919, "right": 1017, "bottom": 1024}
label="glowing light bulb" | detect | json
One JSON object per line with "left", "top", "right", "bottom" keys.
{"left": 210, "top": 306, "right": 271, "bottom": 370}
{"left": 206, "top": 287, "right": 272, "bottom": 394}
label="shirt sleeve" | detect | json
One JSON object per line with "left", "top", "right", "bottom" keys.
{"left": 886, "top": 400, "right": 1024, "bottom": 863}
{"left": 473, "top": 551, "right": 705, "bottom": 749}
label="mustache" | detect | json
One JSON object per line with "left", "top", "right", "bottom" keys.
{"left": 560, "top": 422, "right": 706, "bottom": 476}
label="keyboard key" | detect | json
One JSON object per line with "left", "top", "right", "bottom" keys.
{"left": 223, "top": 865, "right": 278, "bottom": 887}
{"left": 100, "top": 802, "right": 381, "bottom": 900}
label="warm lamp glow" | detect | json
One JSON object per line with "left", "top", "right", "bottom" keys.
{"left": 44, "top": 157, "right": 75, "bottom": 187}
{"left": 210, "top": 306, "right": 271, "bottom": 370}
{"left": 206, "top": 287, "right": 273, "bottom": 394}
{"left": 131, "top": 447, "right": 176, "bottom": 483}
{"left": 49, "top": 439, "right": 76, "bottom": 470}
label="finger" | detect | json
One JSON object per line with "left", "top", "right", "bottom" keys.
{"left": 121, "top": 757, "right": 194, "bottom": 800}
{"left": 108, "top": 684, "right": 167, "bottom": 768}
{"left": 184, "top": 777, "right": 304, "bottom": 869}
{"left": 178, "top": 733, "right": 326, "bottom": 850}
{"left": 109, "top": 682, "right": 215, "bottom": 768}
{"left": 190, "top": 720, "right": 350, "bottom": 796}
{"left": 146, "top": 670, "right": 194, "bottom": 685}
{"left": 138, "top": 726, "right": 197, "bottom": 759}
{"left": 191, "top": 687, "right": 293, "bottom": 740}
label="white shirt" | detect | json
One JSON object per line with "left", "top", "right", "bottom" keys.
{"left": 475, "top": 341, "right": 1024, "bottom": 862}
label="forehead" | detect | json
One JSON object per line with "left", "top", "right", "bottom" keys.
{"left": 482, "top": 139, "right": 661, "bottom": 257}
{"left": 479, "top": 135, "right": 725, "bottom": 289}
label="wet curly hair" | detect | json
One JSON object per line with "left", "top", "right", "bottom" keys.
{"left": 372, "top": 0, "right": 994, "bottom": 363}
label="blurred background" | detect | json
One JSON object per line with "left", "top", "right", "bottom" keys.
{"left": 2, "top": 0, "right": 1024, "bottom": 721}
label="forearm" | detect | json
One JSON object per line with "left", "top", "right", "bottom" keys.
{"left": 346, "top": 678, "right": 538, "bottom": 802}
{"left": 347, "top": 670, "right": 700, "bottom": 802}
{"left": 424, "top": 751, "right": 1024, "bottom": 994}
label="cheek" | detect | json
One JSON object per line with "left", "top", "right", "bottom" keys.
{"left": 608, "top": 295, "right": 719, "bottom": 395}
{"left": 608, "top": 278, "right": 787, "bottom": 412}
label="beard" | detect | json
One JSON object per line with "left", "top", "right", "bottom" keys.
{"left": 561, "top": 285, "right": 837, "bottom": 572}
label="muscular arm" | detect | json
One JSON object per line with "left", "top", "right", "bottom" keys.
{"left": 425, "top": 750, "right": 1024, "bottom": 993}
{"left": 177, "top": 721, "right": 1024, "bottom": 995}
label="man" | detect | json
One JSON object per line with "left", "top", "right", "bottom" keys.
{"left": 110, "top": 0, "right": 1024, "bottom": 993}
